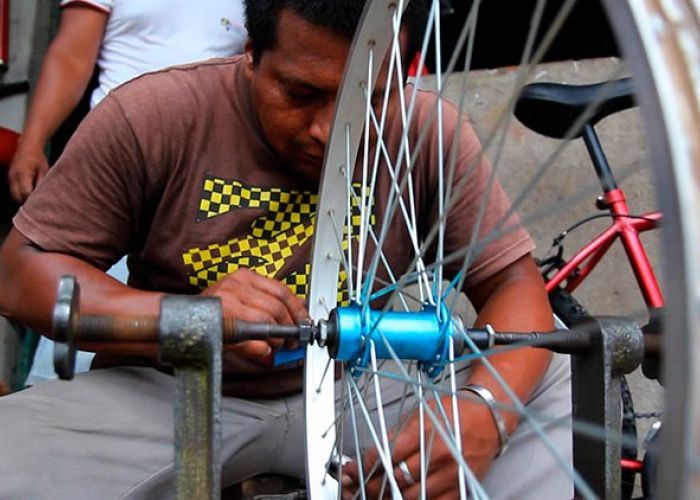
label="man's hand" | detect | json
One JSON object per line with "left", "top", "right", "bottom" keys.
{"left": 343, "top": 255, "right": 553, "bottom": 498}
{"left": 344, "top": 395, "right": 501, "bottom": 499}
{"left": 200, "top": 267, "right": 308, "bottom": 367}
{"left": 7, "top": 145, "right": 49, "bottom": 203}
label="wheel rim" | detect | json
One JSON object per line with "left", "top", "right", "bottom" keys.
{"left": 602, "top": 0, "right": 700, "bottom": 497}
{"left": 303, "top": 1, "right": 700, "bottom": 498}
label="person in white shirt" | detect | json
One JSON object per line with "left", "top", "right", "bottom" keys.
{"left": 9, "top": 0, "right": 246, "bottom": 383}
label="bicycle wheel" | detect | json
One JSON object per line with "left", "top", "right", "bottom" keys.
{"left": 304, "top": 1, "right": 700, "bottom": 498}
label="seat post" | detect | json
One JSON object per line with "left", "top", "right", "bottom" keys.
{"left": 582, "top": 123, "right": 619, "bottom": 193}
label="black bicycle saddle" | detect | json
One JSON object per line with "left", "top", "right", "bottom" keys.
{"left": 514, "top": 77, "right": 636, "bottom": 139}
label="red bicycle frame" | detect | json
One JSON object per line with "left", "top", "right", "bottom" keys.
{"left": 544, "top": 187, "right": 664, "bottom": 309}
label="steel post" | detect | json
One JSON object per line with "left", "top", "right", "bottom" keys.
{"left": 572, "top": 317, "right": 644, "bottom": 499}
{"left": 159, "top": 296, "right": 223, "bottom": 500}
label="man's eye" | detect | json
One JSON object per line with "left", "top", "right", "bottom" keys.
{"left": 286, "top": 88, "right": 316, "bottom": 103}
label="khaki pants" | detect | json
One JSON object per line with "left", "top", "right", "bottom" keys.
{"left": 0, "top": 354, "right": 572, "bottom": 499}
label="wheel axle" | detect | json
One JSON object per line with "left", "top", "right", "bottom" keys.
{"left": 52, "top": 275, "right": 658, "bottom": 380}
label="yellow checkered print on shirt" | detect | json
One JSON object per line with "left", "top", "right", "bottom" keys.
{"left": 183, "top": 174, "right": 373, "bottom": 303}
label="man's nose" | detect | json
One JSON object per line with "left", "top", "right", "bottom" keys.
{"left": 309, "top": 101, "right": 335, "bottom": 145}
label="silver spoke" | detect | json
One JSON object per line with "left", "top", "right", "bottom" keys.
{"left": 365, "top": 104, "right": 431, "bottom": 301}
{"left": 349, "top": 374, "right": 403, "bottom": 498}
{"left": 329, "top": 207, "right": 356, "bottom": 297}
{"left": 345, "top": 123, "right": 356, "bottom": 301}
{"left": 431, "top": 2, "right": 446, "bottom": 308}
{"left": 448, "top": 338, "right": 467, "bottom": 499}
{"left": 348, "top": 378, "right": 368, "bottom": 500}
{"left": 417, "top": 370, "right": 427, "bottom": 500}
{"left": 368, "top": 341, "right": 400, "bottom": 499}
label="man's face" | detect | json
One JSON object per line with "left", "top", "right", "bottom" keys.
{"left": 246, "top": 9, "right": 394, "bottom": 181}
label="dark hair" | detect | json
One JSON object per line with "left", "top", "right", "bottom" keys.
{"left": 244, "top": 0, "right": 429, "bottom": 68}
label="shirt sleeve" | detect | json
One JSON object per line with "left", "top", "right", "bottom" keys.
{"left": 60, "top": 0, "right": 112, "bottom": 13}
{"left": 13, "top": 94, "right": 146, "bottom": 271}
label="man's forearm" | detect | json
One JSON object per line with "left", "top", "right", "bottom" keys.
{"left": 465, "top": 255, "right": 555, "bottom": 433}
{"left": 466, "top": 345, "right": 552, "bottom": 434}
{"left": 0, "top": 229, "right": 162, "bottom": 337}
{"left": 18, "top": 46, "right": 98, "bottom": 152}
{"left": 20, "top": 6, "right": 106, "bottom": 146}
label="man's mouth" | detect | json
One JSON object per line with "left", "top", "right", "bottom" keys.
{"left": 299, "top": 151, "right": 324, "bottom": 168}
{"left": 304, "top": 152, "right": 323, "bottom": 163}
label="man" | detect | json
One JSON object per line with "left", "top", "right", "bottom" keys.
{"left": 0, "top": 1, "right": 572, "bottom": 498}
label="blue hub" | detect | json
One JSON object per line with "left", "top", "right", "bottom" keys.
{"left": 329, "top": 305, "right": 464, "bottom": 378}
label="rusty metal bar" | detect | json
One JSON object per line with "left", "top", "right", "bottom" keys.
{"left": 572, "top": 317, "right": 644, "bottom": 499}
{"left": 159, "top": 296, "right": 222, "bottom": 500}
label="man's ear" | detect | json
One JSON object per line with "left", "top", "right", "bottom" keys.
{"left": 244, "top": 39, "right": 255, "bottom": 79}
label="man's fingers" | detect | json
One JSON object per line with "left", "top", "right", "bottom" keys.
{"left": 8, "top": 156, "right": 48, "bottom": 204}
{"left": 282, "top": 338, "right": 299, "bottom": 350}
{"left": 206, "top": 268, "right": 308, "bottom": 325}
{"left": 200, "top": 268, "right": 310, "bottom": 364}
{"left": 232, "top": 297, "right": 292, "bottom": 352}
{"left": 8, "top": 182, "right": 22, "bottom": 203}
{"left": 239, "top": 287, "right": 296, "bottom": 325}
{"left": 243, "top": 268, "right": 308, "bottom": 322}
{"left": 393, "top": 456, "right": 420, "bottom": 490}
{"left": 343, "top": 415, "right": 438, "bottom": 496}
{"left": 219, "top": 267, "right": 308, "bottom": 324}
{"left": 343, "top": 450, "right": 389, "bottom": 497}
{"left": 345, "top": 455, "right": 458, "bottom": 500}
{"left": 399, "top": 470, "right": 454, "bottom": 500}
{"left": 8, "top": 171, "right": 35, "bottom": 203}
{"left": 231, "top": 340, "right": 273, "bottom": 364}
{"left": 388, "top": 418, "right": 422, "bottom": 461}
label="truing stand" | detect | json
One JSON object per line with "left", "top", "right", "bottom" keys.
{"left": 52, "top": 275, "right": 655, "bottom": 499}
